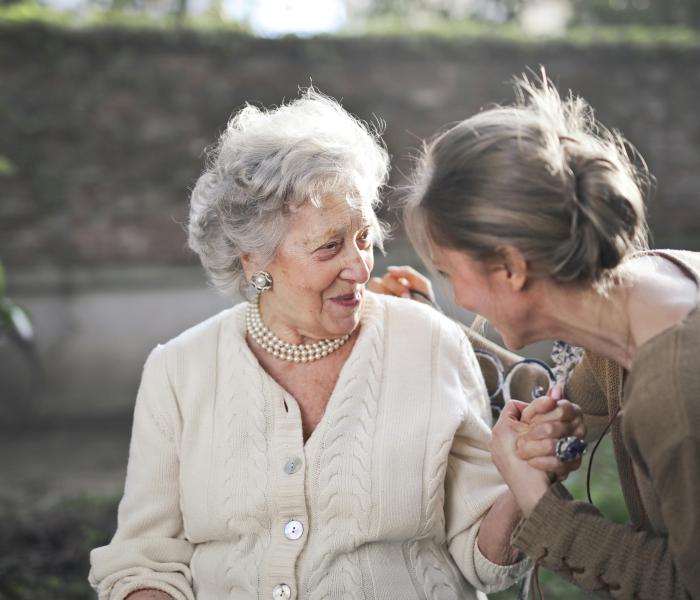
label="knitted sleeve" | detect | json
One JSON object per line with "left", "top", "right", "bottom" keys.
{"left": 511, "top": 484, "right": 690, "bottom": 599}
{"left": 444, "top": 325, "right": 531, "bottom": 594}
{"left": 89, "top": 345, "right": 195, "bottom": 600}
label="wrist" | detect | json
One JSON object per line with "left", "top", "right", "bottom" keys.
{"left": 511, "top": 477, "right": 550, "bottom": 518}
{"left": 508, "top": 473, "right": 550, "bottom": 518}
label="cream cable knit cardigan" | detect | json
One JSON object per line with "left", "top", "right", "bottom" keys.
{"left": 89, "top": 292, "right": 529, "bottom": 600}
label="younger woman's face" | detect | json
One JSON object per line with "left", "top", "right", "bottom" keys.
{"left": 430, "top": 243, "right": 532, "bottom": 349}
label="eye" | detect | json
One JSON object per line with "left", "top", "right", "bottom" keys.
{"left": 316, "top": 239, "right": 342, "bottom": 256}
{"left": 357, "top": 228, "right": 372, "bottom": 248}
{"left": 437, "top": 269, "right": 449, "bottom": 279}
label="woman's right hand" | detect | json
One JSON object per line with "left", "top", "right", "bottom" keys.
{"left": 125, "top": 590, "right": 175, "bottom": 600}
{"left": 516, "top": 385, "right": 586, "bottom": 478}
{"left": 368, "top": 265, "right": 435, "bottom": 304}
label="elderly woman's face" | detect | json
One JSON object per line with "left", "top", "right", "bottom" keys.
{"left": 259, "top": 194, "right": 375, "bottom": 340}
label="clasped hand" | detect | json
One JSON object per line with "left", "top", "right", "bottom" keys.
{"left": 490, "top": 384, "right": 586, "bottom": 517}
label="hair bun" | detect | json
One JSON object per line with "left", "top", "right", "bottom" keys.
{"left": 554, "top": 142, "right": 648, "bottom": 284}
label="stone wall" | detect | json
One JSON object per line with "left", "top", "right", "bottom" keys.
{"left": 2, "top": 24, "right": 700, "bottom": 270}
{"left": 0, "top": 25, "right": 698, "bottom": 419}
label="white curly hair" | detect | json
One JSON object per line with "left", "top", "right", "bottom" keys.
{"left": 188, "top": 88, "right": 390, "bottom": 297}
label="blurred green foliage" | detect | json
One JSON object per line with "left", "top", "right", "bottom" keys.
{"left": 0, "top": 495, "right": 120, "bottom": 600}
{"left": 1, "top": 0, "right": 700, "bottom": 45}
{"left": 0, "top": 156, "right": 17, "bottom": 177}
{"left": 570, "top": 0, "right": 700, "bottom": 29}
{"left": 0, "top": 0, "right": 250, "bottom": 29}
{"left": 357, "top": 0, "right": 700, "bottom": 29}
{"left": 355, "top": 14, "right": 700, "bottom": 45}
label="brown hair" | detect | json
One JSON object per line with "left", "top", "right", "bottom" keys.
{"left": 405, "top": 70, "right": 651, "bottom": 289}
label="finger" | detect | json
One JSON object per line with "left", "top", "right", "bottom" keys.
{"left": 527, "top": 456, "right": 582, "bottom": 479}
{"left": 367, "top": 277, "right": 385, "bottom": 294}
{"left": 521, "top": 395, "right": 558, "bottom": 424}
{"left": 492, "top": 401, "right": 526, "bottom": 448}
{"left": 386, "top": 265, "right": 434, "bottom": 297}
{"left": 377, "top": 273, "right": 410, "bottom": 297}
{"left": 548, "top": 382, "right": 564, "bottom": 401}
{"left": 511, "top": 399, "right": 530, "bottom": 412}
{"left": 506, "top": 399, "right": 531, "bottom": 432}
{"left": 529, "top": 399, "right": 582, "bottom": 425}
{"left": 516, "top": 436, "right": 557, "bottom": 461}
{"left": 526, "top": 419, "right": 580, "bottom": 442}
{"left": 499, "top": 399, "right": 527, "bottom": 422}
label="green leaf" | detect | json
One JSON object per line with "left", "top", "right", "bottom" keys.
{"left": 0, "top": 156, "right": 16, "bottom": 177}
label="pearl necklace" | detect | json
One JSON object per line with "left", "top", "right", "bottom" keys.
{"left": 246, "top": 296, "right": 351, "bottom": 363}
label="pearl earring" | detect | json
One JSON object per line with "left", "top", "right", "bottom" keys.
{"left": 250, "top": 271, "right": 273, "bottom": 293}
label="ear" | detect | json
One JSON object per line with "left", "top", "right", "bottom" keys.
{"left": 240, "top": 253, "right": 254, "bottom": 282}
{"left": 498, "top": 246, "right": 528, "bottom": 292}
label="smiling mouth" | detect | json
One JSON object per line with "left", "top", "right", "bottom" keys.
{"left": 330, "top": 291, "right": 362, "bottom": 306}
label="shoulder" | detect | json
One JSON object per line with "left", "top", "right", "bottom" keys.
{"left": 368, "top": 291, "right": 469, "bottom": 354}
{"left": 631, "top": 249, "right": 700, "bottom": 282}
{"left": 146, "top": 303, "right": 247, "bottom": 385}
{"left": 656, "top": 249, "right": 700, "bottom": 276}
{"left": 157, "top": 303, "right": 245, "bottom": 356}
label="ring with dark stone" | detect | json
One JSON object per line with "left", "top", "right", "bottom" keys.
{"left": 555, "top": 436, "right": 588, "bottom": 463}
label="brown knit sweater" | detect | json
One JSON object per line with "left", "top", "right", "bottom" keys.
{"left": 466, "top": 249, "right": 700, "bottom": 599}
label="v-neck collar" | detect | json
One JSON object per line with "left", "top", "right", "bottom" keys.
{"left": 226, "top": 292, "right": 385, "bottom": 451}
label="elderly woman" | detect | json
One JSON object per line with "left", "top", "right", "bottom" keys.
{"left": 88, "top": 90, "right": 581, "bottom": 600}
{"left": 375, "top": 74, "right": 700, "bottom": 599}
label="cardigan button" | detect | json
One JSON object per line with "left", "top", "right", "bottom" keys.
{"left": 284, "top": 458, "right": 302, "bottom": 474}
{"left": 284, "top": 520, "right": 304, "bottom": 540}
{"left": 272, "top": 583, "right": 291, "bottom": 600}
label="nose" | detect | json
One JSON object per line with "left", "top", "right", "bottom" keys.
{"left": 340, "top": 246, "right": 372, "bottom": 284}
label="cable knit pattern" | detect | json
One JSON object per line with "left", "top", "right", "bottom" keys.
{"left": 89, "top": 292, "right": 527, "bottom": 600}
{"left": 306, "top": 303, "right": 383, "bottom": 600}
{"left": 408, "top": 434, "right": 462, "bottom": 600}
{"left": 220, "top": 333, "right": 271, "bottom": 596}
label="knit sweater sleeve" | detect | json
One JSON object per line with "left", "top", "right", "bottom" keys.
{"left": 511, "top": 484, "right": 690, "bottom": 599}
{"left": 89, "top": 345, "right": 195, "bottom": 600}
{"left": 444, "top": 326, "right": 531, "bottom": 593}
